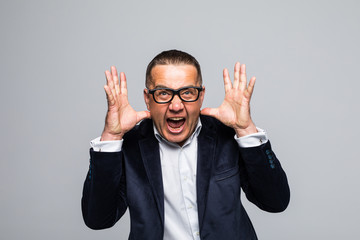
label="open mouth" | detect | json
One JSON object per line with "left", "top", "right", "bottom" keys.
{"left": 166, "top": 117, "right": 186, "bottom": 133}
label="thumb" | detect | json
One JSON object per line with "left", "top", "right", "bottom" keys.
{"left": 136, "top": 111, "right": 151, "bottom": 123}
{"left": 201, "top": 108, "right": 219, "bottom": 118}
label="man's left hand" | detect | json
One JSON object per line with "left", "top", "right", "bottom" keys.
{"left": 201, "top": 62, "right": 258, "bottom": 137}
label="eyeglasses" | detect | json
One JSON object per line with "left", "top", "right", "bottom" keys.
{"left": 147, "top": 86, "right": 203, "bottom": 104}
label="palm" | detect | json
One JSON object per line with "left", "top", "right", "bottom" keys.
{"left": 106, "top": 99, "right": 137, "bottom": 135}
{"left": 216, "top": 89, "right": 251, "bottom": 128}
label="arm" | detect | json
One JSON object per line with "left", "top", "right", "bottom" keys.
{"left": 202, "top": 62, "right": 290, "bottom": 211}
{"left": 82, "top": 149, "right": 127, "bottom": 229}
{"left": 238, "top": 141, "right": 290, "bottom": 212}
{"left": 82, "top": 66, "right": 150, "bottom": 229}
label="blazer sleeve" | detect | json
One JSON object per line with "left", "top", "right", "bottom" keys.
{"left": 239, "top": 141, "right": 290, "bottom": 212}
{"left": 81, "top": 148, "right": 127, "bottom": 229}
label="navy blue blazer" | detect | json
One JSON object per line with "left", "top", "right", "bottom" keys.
{"left": 82, "top": 115, "right": 290, "bottom": 240}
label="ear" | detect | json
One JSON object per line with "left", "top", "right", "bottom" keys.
{"left": 143, "top": 89, "right": 150, "bottom": 110}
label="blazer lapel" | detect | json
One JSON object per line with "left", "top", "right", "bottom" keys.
{"left": 197, "top": 116, "right": 217, "bottom": 229}
{"left": 138, "top": 122, "right": 165, "bottom": 227}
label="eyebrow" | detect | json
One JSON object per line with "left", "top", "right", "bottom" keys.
{"left": 153, "top": 85, "right": 200, "bottom": 89}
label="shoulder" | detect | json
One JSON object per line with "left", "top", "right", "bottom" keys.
{"left": 200, "top": 115, "right": 235, "bottom": 138}
{"left": 123, "top": 119, "right": 154, "bottom": 141}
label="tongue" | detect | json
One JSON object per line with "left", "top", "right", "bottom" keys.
{"left": 167, "top": 119, "right": 185, "bottom": 128}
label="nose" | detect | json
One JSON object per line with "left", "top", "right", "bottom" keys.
{"left": 169, "top": 94, "right": 184, "bottom": 112}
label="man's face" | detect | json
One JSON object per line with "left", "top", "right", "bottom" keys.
{"left": 144, "top": 64, "right": 205, "bottom": 146}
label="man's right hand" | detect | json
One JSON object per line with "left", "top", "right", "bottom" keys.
{"left": 101, "top": 66, "right": 151, "bottom": 141}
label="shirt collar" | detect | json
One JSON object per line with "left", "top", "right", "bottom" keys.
{"left": 153, "top": 118, "right": 202, "bottom": 147}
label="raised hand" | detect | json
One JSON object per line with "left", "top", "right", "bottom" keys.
{"left": 201, "top": 62, "right": 257, "bottom": 137}
{"left": 101, "top": 66, "right": 150, "bottom": 141}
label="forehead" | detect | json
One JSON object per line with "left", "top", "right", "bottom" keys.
{"left": 150, "top": 64, "right": 199, "bottom": 89}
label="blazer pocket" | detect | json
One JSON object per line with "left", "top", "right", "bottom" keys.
{"left": 214, "top": 166, "right": 239, "bottom": 181}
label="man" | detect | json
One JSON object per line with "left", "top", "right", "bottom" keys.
{"left": 82, "top": 50, "right": 290, "bottom": 240}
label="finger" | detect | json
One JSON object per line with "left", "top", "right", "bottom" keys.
{"left": 201, "top": 107, "right": 219, "bottom": 118}
{"left": 233, "top": 62, "right": 241, "bottom": 89}
{"left": 105, "top": 69, "right": 116, "bottom": 97}
{"left": 223, "top": 68, "right": 232, "bottom": 92}
{"left": 105, "top": 70, "right": 113, "bottom": 88}
{"left": 245, "top": 77, "right": 256, "bottom": 99}
{"left": 111, "top": 66, "right": 120, "bottom": 96}
{"left": 239, "top": 64, "right": 247, "bottom": 91}
{"left": 120, "top": 72, "right": 128, "bottom": 95}
{"left": 136, "top": 111, "right": 151, "bottom": 122}
{"left": 104, "top": 85, "right": 115, "bottom": 106}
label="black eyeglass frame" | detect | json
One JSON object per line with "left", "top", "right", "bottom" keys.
{"left": 147, "top": 86, "right": 203, "bottom": 104}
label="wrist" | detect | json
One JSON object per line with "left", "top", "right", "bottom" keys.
{"left": 100, "top": 131, "right": 124, "bottom": 141}
{"left": 234, "top": 123, "right": 257, "bottom": 137}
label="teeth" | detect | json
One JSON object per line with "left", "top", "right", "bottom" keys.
{"left": 169, "top": 117, "right": 184, "bottom": 121}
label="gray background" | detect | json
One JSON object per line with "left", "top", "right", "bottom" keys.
{"left": 1, "top": 0, "right": 359, "bottom": 239}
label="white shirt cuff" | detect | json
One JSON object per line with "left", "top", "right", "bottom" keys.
{"left": 90, "top": 137, "right": 123, "bottom": 152}
{"left": 234, "top": 127, "right": 268, "bottom": 148}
